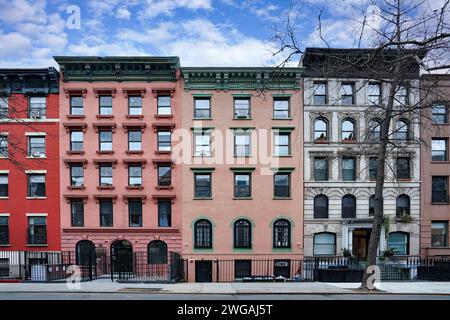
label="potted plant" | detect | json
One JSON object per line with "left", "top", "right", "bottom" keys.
{"left": 397, "top": 213, "right": 412, "bottom": 223}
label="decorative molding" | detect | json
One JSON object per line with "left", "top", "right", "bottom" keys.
{"left": 93, "top": 159, "right": 118, "bottom": 168}
{"left": 122, "top": 123, "right": 146, "bottom": 132}
{"left": 152, "top": 159, "right": 174, "bottom": 168}
{"left": 63, "top": 122, "right": 87, "bottom": 133}
{"left": 93, "top": 87, "right": 116, "bottom": 98}
{"left": 93, "top": 122, "right": 117, "bottom": 133}
{"left": 63, "top": 159, "right": 88, "bottom": 168}
{"left": 152, "top": 122, "right": 175, "bottom": 132}
{"left": 123, "top": 159, "right": 147, "bottom": 168}
{"left": 152, "top": 87, "right": 176, "bottom": 97}
{"left": 0, "top": 68, "right": 59, "bottom": 94}
{"left": 63, "top": 194, "right": 88, "bottom": 204}
{"left": 152, "top": 194, "right": 176, "bottom": 203}
{"left": 93, "top": 194, "right": 118, "bottom": 204}
{"left": 63, "top": 88, "right": 87, "bottom": 98}
{"left": 122, "top": 194, "right": 147, "bottom": 204}
{"left": 122, "top": 87, "right": 146, "bottom": 98}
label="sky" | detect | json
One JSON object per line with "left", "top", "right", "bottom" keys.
{"left": 0, "top": 0, "right": 446, "bottom": 68}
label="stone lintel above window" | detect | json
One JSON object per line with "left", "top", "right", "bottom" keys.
{"left": 93, "top": 87, "right": 116, "bottom": 98}
{"left": 152, "top": 159, "right": 174, "bottom": 168}
{"left": 93, "top": 194, "right": 118, "bottom": 204}
{"left": 151, "top": 87, "right": 176, "bottom": 98}
{"left": 63, "top": 88, "right": 87, "bottom": 98}
{"left": 93, "top": 122, "right": 117, "bottom": 133}
{"left": 229, "top": 167, "right": 255, "bottom": 172}
{"left": 152, "top": 122, "right": 176, "bottom": 132}
{"left": 63, "top": 122, "right": 87, "bottom": 133}
{"left": 93, "top": 159, "right": 118, "bottom": 169}
{"left": 123, "top": 194, "right": 147, "bottom": 204}
{"left": 123, "top": 159, "right": 147, "bottom": 168}
{"left": 63, "top": 159, "right": 88, "bottom": 168}
{"left": 152, "top": 194, "right": 176, "bottom": 203}
{"left": 63, "top": 194, "right": 88, "bottom": 204}
{"left": 190, "top": 167, "right": 215, "bottom": 173}
{"left": 122, "top": 87, "right": 146, "bottom": 98}
{"left": 122, "top": 123, "right": 146, "bottom": 132}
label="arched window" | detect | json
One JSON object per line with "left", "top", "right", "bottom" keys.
{"left": 314, "top": 118, "right": 328, "bottom": 141}
{"left": 273, "top": 219, "right": 291, "bottom": 248}
{"left": 342, "top": 195, "right": 356, "bottom": 218}
{"left": 314, "top": 195, "right": 329, "bottom": 219}
{"left": 387, "top": 232, "right": 409, "bottom": 255}
{"left": 75, "top": 240, "right": 96, "bottom": 266}
{"left": 111, "top": 240, "right": 133, "bottom": 272}
{"left": 313, "top": 232, "right": 336, "bottom": 256}
{"left": 396, "top": 194, "right": 410, "bottom": 217}
{"left": 194, "top": 219, "right": 212, "bottom": 249}
{"left": 234, "top": 219, "right": 251, "bottom": 248}
{"left": 369, "top": 118, "right": 381, "bottom": 140}
{"left": 148, "top": 240, "right": 167, "bottom": 264}
{"left": 394, "top": 119, "right": 409, "bottom": 140}
{"left": 341, "top": 118, "right": 355, "bottom": 141}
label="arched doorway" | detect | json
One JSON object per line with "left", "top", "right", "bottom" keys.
{"left": 75, "top": 240, "right": 96, "bottom": 266}
{"left": 111, "top": 240, "right": 133, "bottom": 273}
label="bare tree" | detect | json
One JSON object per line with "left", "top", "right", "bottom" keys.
{"left": 271, "top": 0, "right": 449, "bottom": 290}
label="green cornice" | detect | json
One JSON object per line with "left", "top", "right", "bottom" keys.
{"left": 182, "top": 67, "right": 302, "bottom": 91}
{"left": 229, "top": 167, "right": 256, "bottom": 172}
{"left": 190, "top": 167, "right": 215, "bottom": 173}
{"left": 54, "top": 56, "right": 180, "bottom": 82}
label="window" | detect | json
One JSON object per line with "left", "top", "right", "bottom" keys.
{"left": 342, "top": 195, "right": 356, "bottom": 218}
{"left": 157, "top": 96, "right": 171, "bottom": 115}
{"left": 128, "top": 200, "right": 142, "bottom": 227}
{"left": 194, "top": 98, "right": 211, "bottom": 118}
{"left": 234, "top": 219, "right": 251, "bottom": 248}
{"left": 128, "top": 130, "right": 142, "bottom": 151}
{"left": 368, "top": 83, "right": 381, "bottom": 105}
{"left": 313, "top": 82, "right": 327, "bottom": 105}
{"left": 70, "top": 164, "right": 84, "bottom": 187}
{"left": 0, "top": 135, "right": 7, "bottom": 157}
{"left": 157, "top": 131, "right": 171, "bottom": 152}
{"left": 369, "top": 119, "right": 381, "bottom": 141}
{"left": 157, "top": 165, "right": 171, "bottom": 186}
{"left": 387, "top": 232, "right": 409, "bottom": 255}
{"left": 432, "top": 138, "right": 448, "bottom": 161}
{"left": 28, "top": 136, "right": 45, "bottom": 157}
{"left": 273, "top": 98, "right": 290, "bottom": 119}
{"left": 273, "top": 219, "right": 290, "bottom": 248}
{"left": 0, "top": 174, "right": 8, "bottom": 197}
{"left": 0, "top": 217, "right": 8, "bottom": 245}
{"left": 314, "top": 195, "right": 329, "bottom": 219}
{"left": 128, "top": 96, "right": 142, "bottom": 115}
{"left": 71, "top": 200, "right": 84, "bottom": 227}
{"left": 194, "top": 219, "right": 212, "bottom": 249}
{"left": 70, "top": 96, "right": 83, "bottom": 115}
{"left": 313, "top": 232, "right": 336, "bottom": 256}
{"left": 234, "top": 132, "right": 251, "bottom": 157}
{"left": 394, "top": 119, "right": 409, "bottom": 140}
{"left": 0, "top": 97, "right": 8, "bottom": 119}
{"left": 99, "top": 165, "right": 113, "bottom": 186}
{"left": 234, "top": 173, "right": 251, "bottom": 198}
{"left": 274, "top": 132, "right": 290, "bottom": 156}
{"left": 340, "top": 83, "right": 354, "bottom": 105}
{"left": 369, "top": 195, "right": 375, "bottom": 216}
{"left": 29, "top": 97, "right": 46, "bottom": 118}
{"left": 27, "top": 216, "right": 47, "bottom": 245}
{"left": 274, "top": 173, "right": 290, "bottom": 198}
{"left": 194, "top": 173, "right": 211, "bottom": 198}
{"left": 342, "top": 119, "right": 355, "bottom": 141}
{"left": 99, "top": 130, "right": 113, "bottom": 151}
{"left": 394, "top": 85, "right": 408, "bottom": 106}
{"left": 158, "top": 200, "right": 171, "bottom": 227}
{"left": 234, "top": 98, "right": 250, "bottom": 118}
{"left": 28, "top": 174, "right": 45, "bottom": 197}
{"left": 396, "top": 194, "right": 410, "bottom": 217}
{"left": 100, "top": 199, "right": 113, "bottom": 227}
{"left": 369, "top": 157, "right": 379, "bottom": 180}
{"left": 342, "top": 157, "right": 356, "bottom": 181}
{"left": 432, "top": 176, "right": 448, "bottom": 203}
{"left": 431, "top": 221, "right": 448, "bottom": 247}
{"left": 148, "top": 241, "right": 168, "bottom": 264}
{"left": 314, "top": 157, "right": 328, "bottom": 181}
{"left": 314, "top": 118, "right": 328, "bottom": 141}
{"left": 235, "top": 260, "right": 251, "bottom": 279}
{"left": 128, "top": 164, "right": 142, "bottom": 186}
{"left": 99, "top": 96, "right": 112, "bottom": 115}
{"left": 432, "top": 104, "right": 448, "bottom": 124}
{"left": 70, "top": 131, "right": 83, "bottom": 151}
{"left": 194, "top": 131, "right": 211, "bottom": 156}
{"left": 396, "top": 157, "right": 410, "bottom": 179}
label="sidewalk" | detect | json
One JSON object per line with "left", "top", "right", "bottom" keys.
{"left": 0, "top": 280, "right": 449, "bottom": 295}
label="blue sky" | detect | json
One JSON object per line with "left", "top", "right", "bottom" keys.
{"left": 0, "top": 0, "right": 445, "bottom": 68}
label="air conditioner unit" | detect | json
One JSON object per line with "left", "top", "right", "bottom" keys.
{"left": 31, "top": 151, "right": 42, "bottom": 158}
{"left": 31, "top": 111, "right": 42, "bottom": 119}
{"left": 235, "top": 110, "right": 249, "bottom": 118}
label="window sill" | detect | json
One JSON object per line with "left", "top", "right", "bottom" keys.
{"left": 66, "top": 115, "right": 85, "bottom": 120}
{"left": 0, "top": 244, "right": 11, "bottom": 247}
{"left": 234, "top": 155, "right": 252, "bottom": 158}
{"left": 341, "top": 140, "right": 357, "bottom": 144}
{"left": 96, "top": 150, "right": 114, "bottom": 155}
{"left": 66, "top": 151, "right": 85, "bottom": 155}
{"left": 233, "top": 117, "right": 252, "bottom": 120}
{"left": 126, "top": 115, "right": 144, "bottom": 120}
{"left": 156, "top": 186, "right": 174, "bottom": 190}
{"left": 26, "top": 197, "right": 47, "bottom": 200}
{"left": 0, "top": 197, "right": 9, "bottom": 200}
{"left": 67, "top": 186, "right": 85, "bottom": 191}
{"left": 97, "top": 186, "right": 115, "bottom": 190}
{"left": 155, "top": 150, "right": 172, "bottom": 155}
{"left": 26, "top": 156, "right": 47, "bottom": 159}
{"left": 273, "top": 197, "right": 292, "bottom": 200}
{"left": 193, "top": 197, "right": 213, "bottom": 200}
{"left": 431, "top": 202, "right": 450, "bottom": 205}
{"left": 273, "top": 155, "right": 292, "bottom": 158}
{"left": 193, "top": 155, "right": 213, "bottom": 158}
{"left": 272, "top": 117, "right": 292, "bottom": 120}
{"left": 431, "top": 161, "right": 450, "bottom": 164}
{"left": 126, "top": 150, "right": 144, "bottom": 155}
{"left": 314, "top": 140, "right": 330, "bottom": 144}
{"left": 126, "top": 186, "right": 144, "bottom": 191}
{"left": 233, "top": 197, "right": 253, "bottom": 200}
{"left": 26, "top": 244, "right": 48, "bottom": 247}
{"left": 397, "top": 178, "right": 411, "bottom": 182}
{"left": 96, "top": 115, "right": 114, "bottom": 119}
{"left": 193, "top": 117, "right": 213, "bottom": 120}
{"left": 272, "top": 247, "right": 292, "bottom": 251}
{"left": 155, "top": 114, "right": 173, "bottom": 119}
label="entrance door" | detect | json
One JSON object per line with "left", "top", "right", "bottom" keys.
{"left": 195, "top": 261, "right": 212, "bottom": 282}
{"left": 352, "top": 229, "right": 371, "bottom": 260}
{"left": 111, "top": 240, "right": 133, "bottom": 273}
{"left": 274, "top": 260, "right": 291, "bottom": 278}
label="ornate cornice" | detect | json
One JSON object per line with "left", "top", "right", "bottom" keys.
{"left": 181, "top": 67, "right": 302, "bottom": 91}
{"left": 0, "top": 68, "right": 59, "bottom": 94}
{"left": 54, "top": 56, "right": 180, "bottom": 82}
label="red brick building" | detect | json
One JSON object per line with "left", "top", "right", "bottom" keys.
{"left": 0, "top": 68, "right": 60, "bottom": 252}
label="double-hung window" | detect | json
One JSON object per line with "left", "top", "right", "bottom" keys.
{"left": 158, "top": 200, "right": 171, "bottom": 227}
{"left": 432, "top": 176, "right": 448, "bottom": 203}
{"left": 157, "top": 165, "right": 171, "bottom": 186}
{"left": 432, "top": 104, "right": 448, "bottom": 124}
{"left": 100, "top": 200, "right": 113, "bottom": 227}
{"left": 194, "top": 131, "right": 211, "bottom": 156}
{"left": 274, "top": 173, "right": 290, "bottom": 198}
{"left": 0, "top": 174, "right": 8, "bottom": 197}
{"left": 431, "top": 221, "right": 448, "bottom": 247}
{"left": 99, "top": 96, "right": 112, "bottom": 115}
{"left": 157, "top": 131, "right": 171, "bottom": 152}
{"left": 157, "top": 96, "right": 171, "bottom": 115}
{"left": 314, "top": 157, "right": 328, "bottom": 181}
{"left": 29, "top": 97, "right": 46, "bottom": 118}
{"left": 194, "top": 173, "right": 212, "bottom": 198}
{"left": 70, "top": 164, "right": 84, "bottom": 187}
{"left": 368, "top": 83, "right": 381, "bottom": 105}
{"left": 128, "top": 164, "right": 142, "bottom": 186}
{"left": 394, "top": 85, "right": 408, "bottom": 106}
{"left": 313, "top": 82, "right": 327, "bottom": 105}
{"left": 234, "top": 98, "right": 250, "bottom": 118}
{"left": 369, "top": 157, "right": 379, "bottom": 180}
{"left": 70, "top": 131, "right": 83, "bottom": 151}
{"left": 194, "top": 98, "right": 211, "bottom": 118}
{"left": 70, "top": 96, "right": 83, "bottom": 115}
{"left": 396, "top": 157, "right": 410, "bottom": 179}
{"left": 71, "top": 200, "right": 84, "bottom": 227}
{"left": 128, "top": 130, "right": 142, "bottom": 151}
{"left": 99, "top": 130, "right": 112, "bottom": 151}
{"left": 340, "top": 83, "right": 354, "bottom": 105}
{"left": 234, "top": 131, "right": 251, "bottom": 157}
{"left": 234, "top": 173, "right": 251, "bottom": 198}
{"left": 342, "top": 157, "right": 356, "bottom": 181}
{"left": 0, "top": 217, "right": 8, "bottom": 245}
{"left": 27, "top": 217, "right": 47, "bottom": 245}
{"left": 0, "top": 97, "right": 8, "bottom": 119}
{"left": 274, "top": 132, "right": 290, "bottom": 156}
{"left": 28, "top": 136, "right": 45, "bottom": 157}
{"left": 99, "top": 165, "right": 113, "bottom": 187}
{"left": 128, "top": 200, "right": 142, "bottom": 227}
{"left": 128, "top": 96, "right": 142, "bottom": 115}
{"left": 0, "top": 135, "right": 7, "bottom": 157}
{"left": 273, "top": 98, "right": 290, "bottom": 119}
{"left": 432, "top": 138, "right": 448, "bottom": 161}
{"left": 28, "top": 174, "right": 46, "bottom": 197}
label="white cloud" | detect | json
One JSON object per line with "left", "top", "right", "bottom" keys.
{"left": 116, "top": 6, "right": 131, "bottom": 19}
{"left": 0, "top": 0, "right": 47, "bottom": 24}
{"left": 139, "top": 0, "right": 212, "bottom": 19}
{"left": 117, "top": 22, "right": 176, "bottom": 43}
{"left": 0, "top": 32, "right": 32, "bottom": 57}
{"left": 68, "top": 41, "right": 147, "bottom": 56}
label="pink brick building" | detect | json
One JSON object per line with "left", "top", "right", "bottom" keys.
{"left": 54, "top": 57, "right": 182, "bottom": 266}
